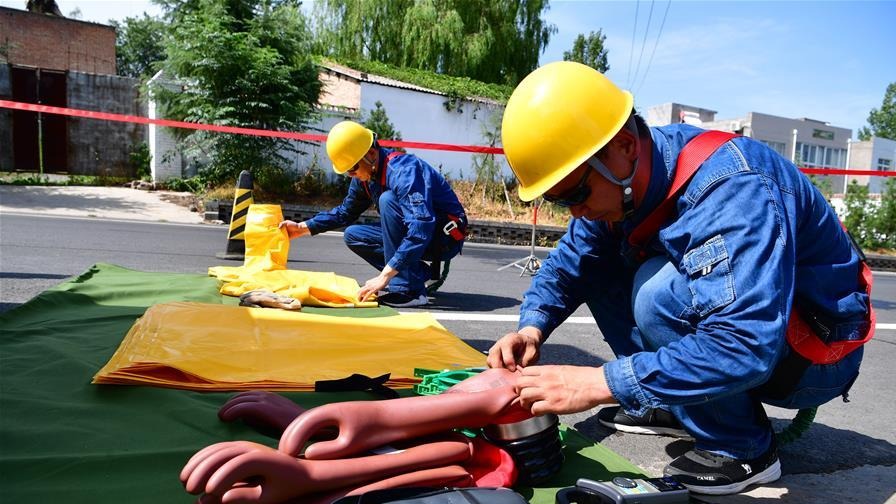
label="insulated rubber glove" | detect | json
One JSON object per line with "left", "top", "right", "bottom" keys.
{"left": 218, "top": 391, "right": 308, "bottom": 437}
{"left": 181, "top": 436, "right": 474, "bottom": 502}
{"left": 279, "top": 368, "right": 531, "bottom": 459}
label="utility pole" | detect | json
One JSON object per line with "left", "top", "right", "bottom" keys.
{"left": 36, "top": 69, "right": 44, "bottom": 176}
{"left": 790, "top": 128, "right": 798, "bottom": 164}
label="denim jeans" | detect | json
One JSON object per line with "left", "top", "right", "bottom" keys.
{"left": 593, "top": 255, "right": 863, "bottom": 458}
{"left": 343, "top": 190, "right": 461, "bottom": 296}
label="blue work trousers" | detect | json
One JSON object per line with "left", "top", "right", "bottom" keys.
{"left": 343, "top": 191, "right": 461, "bottom": 296}
{"left": 594, "top": 256, "right": 863, "bottom": 458}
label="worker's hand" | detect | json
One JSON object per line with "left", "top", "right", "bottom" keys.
{"left": 218, "top": 391, "right": 306, "bottom": 436}
{"left": 486, "top": 327, "right": 543, "bottom": 371}
{"left": 180, "top": 441, "right": 305, "bottom": 503}
{"left": 278, "top": 220, "right": 310, "bottom": 239}
{"left": 515, "top": 365, "right": 613, "bottom": 415}
{"left": 358, "top": 266, "right": 398, "bottom": 302}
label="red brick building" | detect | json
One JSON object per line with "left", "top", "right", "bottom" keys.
{"left": 0, "top": 6, "right": 116, "bottom": 74}
{"left": 1, "top": 6, "right": 146, "bottom": 175}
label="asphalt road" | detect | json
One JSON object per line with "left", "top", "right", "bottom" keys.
{"left": 1, "top": 212, "right": 895, "bottom": 503}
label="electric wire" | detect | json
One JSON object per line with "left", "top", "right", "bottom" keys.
{"left": 634, "top": 0, "right": 672, "bottom": 96}
{"left": 625, "top": 0, "right": 640, "bottom": 89}
{"left": 630, "top": 0, "right": 656, "bottom": 92}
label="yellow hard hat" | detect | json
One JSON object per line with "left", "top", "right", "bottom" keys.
{"left": 326, "top": 121, "right": 375, "bottom": 174}
{"left": 502, "top": 61, "right": 634, "bottom": 201}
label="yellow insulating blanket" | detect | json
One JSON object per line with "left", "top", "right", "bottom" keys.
{"left": 209, "top": 203, "right": 376, "bottom": 308}
{"left": 93, "top": 301, "right": 486, "bottom": 391}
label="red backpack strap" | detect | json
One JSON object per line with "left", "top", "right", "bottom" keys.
{"left": 787, "top": 222, "right": 875, "bottom": 364}
{"left": 627, "top": 130, "right": 738, "bottom": 262}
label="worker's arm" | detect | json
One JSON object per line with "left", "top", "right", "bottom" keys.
{"left": 298, "top": 178, "right": 372, "bottom": 236}
{"left": 278, "top": 220, "right": 311, "bottom": 239}
{"left": 487, "top": 326, "right": 543, "bottom": 371}
{"left": 516, "top": 364, "right": 615, "bottom": 415}
{"left": 358, "top": 265, "right": 398, "bottom": 302}
{"left": 518, "top": 218, "right": 619, "bottom": 339}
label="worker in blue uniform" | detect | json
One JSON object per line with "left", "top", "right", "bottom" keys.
{"left": 281, "top": 121, "right": 467, "bottom": 308}
{"left": 488, "top": 62, "right": 873, "bottom": 495}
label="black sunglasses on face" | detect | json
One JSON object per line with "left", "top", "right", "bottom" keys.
{"left": 347, "top": 153, "right": 376, "bottom": 175}
{"left": 543, "top": 168, "right": 592, "bottom": 207}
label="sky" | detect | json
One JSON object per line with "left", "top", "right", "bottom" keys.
{"left": 3, "top": 0, "right": 894, "bottom": 137}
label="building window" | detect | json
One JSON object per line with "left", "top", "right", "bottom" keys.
{"left": 761, "top": 140, "right": 787, "bottom": 156}
{"left": 796, "top": 142, "right": 846, "bottom": 168}
{"left": 878, "top": 158, "right": 893, "bottom": 171}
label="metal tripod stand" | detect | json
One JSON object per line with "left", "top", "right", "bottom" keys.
{"left": 497, "top": 200, "right": 542, "bottom": 276}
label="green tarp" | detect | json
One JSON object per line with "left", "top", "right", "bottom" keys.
{"left": 0, "top": 263, "right": 645, "bottom": 503}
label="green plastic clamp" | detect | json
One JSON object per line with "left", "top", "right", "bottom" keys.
{"left": 413, "top": 367, "right": 486, "bottom": 396}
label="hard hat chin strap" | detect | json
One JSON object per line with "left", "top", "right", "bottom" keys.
{"left": 587, "top": 114, "right": 640, "bottom": 219}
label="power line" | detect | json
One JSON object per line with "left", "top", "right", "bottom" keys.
{"left": 630, "top": 0, "right": 655, "bottom": 92}
{"left": 635, "top": 0, "right": 672, "bottom": 96}
{"left": 625, "top": 0, "right": 640, "bottom": 88}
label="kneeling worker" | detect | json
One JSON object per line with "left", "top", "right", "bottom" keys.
{"left": 280, "top": 121, "right": 468, "bottom": 308}
{"left": 488, "top": 62, "right": 872, "bottom": 495}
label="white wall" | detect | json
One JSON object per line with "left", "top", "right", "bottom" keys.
{"left": 146, "top": 79, "right": 509, "bottom": 183}
{"left": 868, "top": 137, "right": 896, "bottom": 194}
{"left": 359, "top": 82, "right": 509, "bottom": 180}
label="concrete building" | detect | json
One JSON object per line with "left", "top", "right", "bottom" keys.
{"left": 0, "top": 6, "right": 144, "bottom": 177}
{"left": 847, "top": 136, "right": 896, "bottom": 194}
{"left": 647, "top": 103, "right": 853, "bottom": 193}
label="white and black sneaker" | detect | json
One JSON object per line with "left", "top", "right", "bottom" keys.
{"left": 377, "top": 291, "right": 429, "bottom": 308}
{"left": 597, "top": 406, "right": 692, "bottom": 439}
{"left": 663, "top": 444, "right": 781, "bottom": 495}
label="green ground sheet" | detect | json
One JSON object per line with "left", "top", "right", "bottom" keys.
{"left": 0, "top": 263, "right": 645, "bottom": 503}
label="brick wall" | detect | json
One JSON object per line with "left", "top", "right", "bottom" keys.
{"left": 0, "top": 7, "right": 116, "bottom": 74}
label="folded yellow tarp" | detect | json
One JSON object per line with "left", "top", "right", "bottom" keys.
{"left": 93, "top": 302, "right": 486, "bottom": 391}
{"left": 208, "top": 204, "right": 376, "bottom": 308}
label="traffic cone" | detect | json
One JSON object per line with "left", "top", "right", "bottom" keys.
{"left": 216, "top": 170, "right": 254, "bottom": 260}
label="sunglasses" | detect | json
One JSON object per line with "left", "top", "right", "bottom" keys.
{"left": 347, "top": 153, "right": 376, "bottom": 175}
{"left": 543, "top": 167, "right": 592, "bottom": 207}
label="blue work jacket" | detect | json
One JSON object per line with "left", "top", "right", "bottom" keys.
{"left": 306, "top": 148, "right": 466, "bottom": 272}
{"left": 520, "top": 124, "right": 869, "bottom": 411}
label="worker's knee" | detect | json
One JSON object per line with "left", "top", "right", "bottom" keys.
{"left": 343, "top": 224, "right": 379, "bottom": 248}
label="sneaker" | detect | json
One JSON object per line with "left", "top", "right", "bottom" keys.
{"left": 597, "top": 406, "right": 691, "bottom": 438}
{"left": 663, "top": 445, "right": 781, "bottom": 495}
{"left": 377, "top": 291, "right": 429, "bottom": 308}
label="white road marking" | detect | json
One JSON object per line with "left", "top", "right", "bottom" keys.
{"left": 408, "top": 312, "right": 896, "bottom": 331}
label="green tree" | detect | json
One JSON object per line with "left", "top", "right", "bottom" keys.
{"left": 152, "top": 0, "right": 321, "bottom": 191}
{"left": 870, "top": 177, "right": 896, "bottom": 250}
{"left": 844, "top": 180, "right": 872, "bottom": 248}
{"left": 858, "top": 82, "right": 896, "bottom": 141}
{"left": 363, "top": 101, "right": 403, "bottom": 142}
{"left": 111, "top": 14, "right": 167, "bottom": 79}
{"left": 562, "top": 30, "right": 609, "bottom": 73}
{"left": 312, "top": 0, "right": 556, "bottom": 86}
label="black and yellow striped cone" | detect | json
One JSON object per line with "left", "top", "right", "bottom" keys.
{"left": 215, "top": 170, "right": 254, "bottom": 260}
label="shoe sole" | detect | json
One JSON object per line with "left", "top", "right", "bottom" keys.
{"left": 681, "top": 458, "right": 781, "bottom": 495}
{"left": 379, "top": 297, "right": 429, "bottom": 308}
{"left": 598, "top": 418, "right": 693, "bottom": 439}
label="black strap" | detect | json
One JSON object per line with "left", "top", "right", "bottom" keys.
{"left": 314, "top": 373, "right": 399, "bottom": 399}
